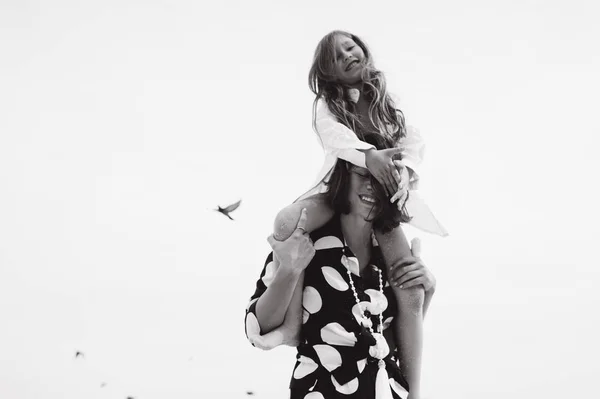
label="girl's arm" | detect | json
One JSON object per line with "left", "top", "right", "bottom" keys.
{"left": 314, "top": 99, "right": 375, "bottom": 168}
{"left": 315, "top": 95, "right": 426, "bottom": 197}
{"left": 315, "top": 99, "right": 402, "bottom": 194}
{"left": 397, "top": 125, "right": 426, "bottom": 190}
{"left": 387, "top": 92, "right": 426, "bottom": 190}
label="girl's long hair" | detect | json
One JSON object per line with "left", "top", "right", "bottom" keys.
{"left": 308, "top": 30, "right": 407, "bottom": 143}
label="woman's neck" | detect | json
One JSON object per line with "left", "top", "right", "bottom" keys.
{"left": 340, "top": 213, "right": 373, "bottom": 270}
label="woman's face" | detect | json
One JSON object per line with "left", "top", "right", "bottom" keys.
{"left": 332, "top": 34, "right": 366, "bottom": 85}
{"left": 347, "top": 165, "right": 379, "bottom": 218}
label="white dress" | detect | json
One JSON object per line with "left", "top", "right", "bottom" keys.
{"left": 297, "top": 97, "right": 448, "bottom": 237}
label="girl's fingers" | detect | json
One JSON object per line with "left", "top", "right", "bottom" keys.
{"left": 384, "top": 173, "right": 396, "bottom": 196}
{"left": 390, "top": 185, "right": 407, "bottom": 203}
{"left": 374, "top": 172, "right": 390, "bottom": 195}
{"left": 393, "top": 159, "right": 405, "bottom": 168}
{"left": 388, "top": 166, "right": 399, "bottom": 192}
{"left": 382, "top": 175, "right": 393, "bottom": 196}
{"left": 392, "top": 167, "right": 402, "bottom": 186}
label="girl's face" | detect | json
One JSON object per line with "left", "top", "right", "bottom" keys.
{"left": 347, "top": 165, "right": 379, "bottom": 218}
{"left": 332, "top": 34, "right": 366, "bottom": 85}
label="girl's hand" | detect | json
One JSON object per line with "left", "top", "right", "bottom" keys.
{"left": 266, "top": 208, "right": 315, "bottom": 273}
{"left": 365, "top": 148, "right": 403, "bottom": 196}
{"left": 390, "top": 160, "right": 410, "bottom": 207}
{"left": 390, "top": 238, "right": 436, "bottom": 292}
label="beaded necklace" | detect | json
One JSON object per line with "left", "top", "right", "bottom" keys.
{"left": 340, "top": 244, "right": 390, "bottom": 361}
{"left": 341, "top": 234, "right": 395, "bottom": 399}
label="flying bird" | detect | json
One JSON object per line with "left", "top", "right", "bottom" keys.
{"left": 75, "top": 351, "right": 84, "bottom": 359}
{"left": 215, "top": 199, "right": 241, "bottom": 220}
{"left": 100, "top": 382, "right": 107, "bottom": 388}
{"left": 246, "top": 391, "right": 255, "bottom": 396}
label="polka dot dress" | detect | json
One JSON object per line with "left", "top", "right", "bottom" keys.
{"left": 245, "top": 215, "right": 410, "bottom": 399}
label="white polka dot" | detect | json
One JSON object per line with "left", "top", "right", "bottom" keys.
{"left": 293, "top": 355, "right": 318, "bottom": 379}
{"left": 382, "top": 316, "right": 394, "bottom": 330}
{"left": 313, "top": 235, "right": 343, "bottom": 250}
{"left": 341, "top": 255, "right": 360, "bottom": 275}
{"left": 313, "top": 344, "right": 342, "bottom": 372}
{"left": 390, "top": 378, "right": 409, "bottom": 399}
{"left": 245, "top": 312, "right": 261, "bottom": 339}
{"left": 250, "top": 328, "right": 287, "bottom": 350}
{"left": 261, "top": 260, "right": 278, "bottom": 287}
{"left": 357, "top": 358, "right": 367, "bottom": 373}
{"left": 303, "top": 286, "right": 322, "bottom": 314}
{"left": 321, "top": 267, "right": 349, "bottom": 291}
{"left": 365, "top": 289, "right": 388, "bottom": 315}
{"left": 320, "top": 322, "right": 357, "bottom": 346}
{"left": 245, "top": 298, "right": 258, "bottom": 312}
{"left": 302, "top": 308, "right": 310, "bottom": 324}
{"left": 352, "top": 301, "right": 372, "bottom": 324}
{"left": 304, "top": 392, "right": 324, "bottom": 399}
{"left": 331, "top": 375, "right": 359, "bottom": 394}
{"left": 302, "top": 309, "right": 310, "bottom": 324}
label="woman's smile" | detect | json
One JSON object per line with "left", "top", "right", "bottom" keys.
{"left": 358, "top": 193, "right": 377, "bottom": 205}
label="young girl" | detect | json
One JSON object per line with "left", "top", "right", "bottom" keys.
{"left": 250, "top": 30, "right": 445, "bottom": 398}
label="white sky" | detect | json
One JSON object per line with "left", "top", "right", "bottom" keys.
{"left": 1, "top": 1, "right": 599, "bottom": 398}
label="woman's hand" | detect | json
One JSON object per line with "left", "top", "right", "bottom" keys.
{"left": 364, "top": 148, "right": 403, "bottom": 196}
{"left": 389, "top": 238, "right": 436, "bottom": 292}
{"left": 266, "top": 208, "right": 315, "bottom": 273}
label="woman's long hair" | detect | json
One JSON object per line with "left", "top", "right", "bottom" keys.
{"left": 308, "top": 30, "right": 407, "bottom": 143}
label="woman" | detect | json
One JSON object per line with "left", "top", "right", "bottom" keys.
{"left": 245, "top": 134, "right": 436, "bottom": 399}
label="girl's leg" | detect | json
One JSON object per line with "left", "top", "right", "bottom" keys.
{"left": 273, "top": 193, "right": 334, "bottom": 240}
{"left": 268, "top": 194, "right": 335, "bottom": 346}
{"left": 375, "top": 226, "right": 424, "bottom": 398}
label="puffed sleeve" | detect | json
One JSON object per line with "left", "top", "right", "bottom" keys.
{"left": 244, "top": 253, "right": 298, "bottom": 350}
{"left": 398, "top": 124, "right": 426, "bottom": 190}
{"left": 314, "top": 98, "right": 375, "bottom": 168}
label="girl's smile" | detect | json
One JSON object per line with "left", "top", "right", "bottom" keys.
{"left": 333, "top": 35, "right": 365, "bottom": 84}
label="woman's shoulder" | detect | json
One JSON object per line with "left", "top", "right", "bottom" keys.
{"left": 309, "top": 214, "right": 343, "bottom": 247}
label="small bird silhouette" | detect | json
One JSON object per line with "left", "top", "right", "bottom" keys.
{"left": 246, "top": 391, "right": 255, "bottom": 396}
{"left": 75, "top": 351, "right": 84, "bottom": 359}
{"left": 215, "top": 199, "right": 241, "bottom": 220}
{"left": 100, "top": 382, "right": 107, "bottom": 388}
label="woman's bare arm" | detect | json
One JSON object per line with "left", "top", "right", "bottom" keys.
{"left": 376, "top": 227, "right": 424, "bottom": 399}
